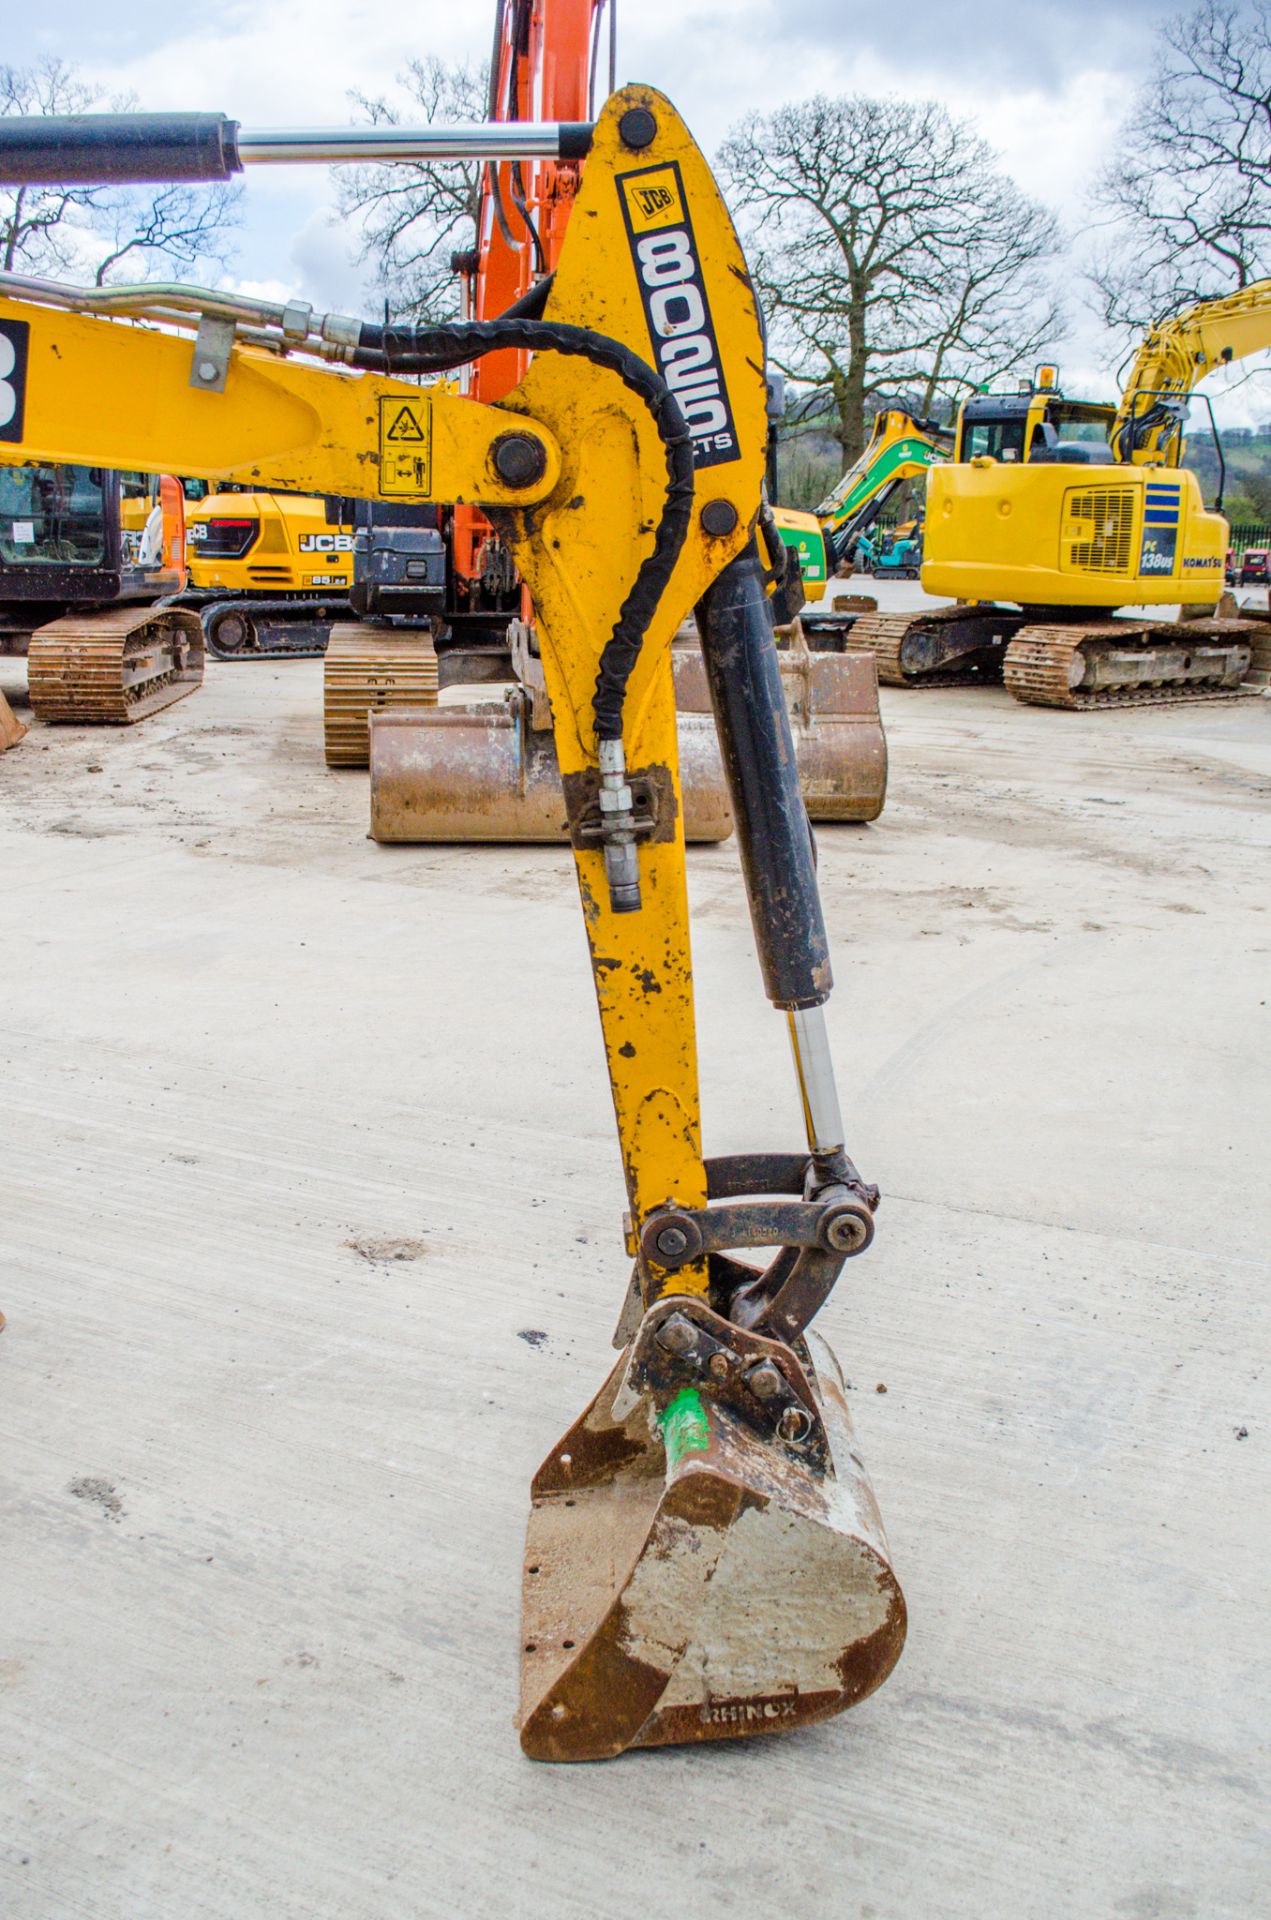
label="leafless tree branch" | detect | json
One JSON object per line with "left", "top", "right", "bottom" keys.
{"left": 716, "top": 94, "right": 1063, "bottom": 462}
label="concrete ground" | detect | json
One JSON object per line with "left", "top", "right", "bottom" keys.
{"left": 1, "top": 592, "right": 1268, "bottom": 1919}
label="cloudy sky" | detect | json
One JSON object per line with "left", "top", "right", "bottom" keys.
{"left": 7, "top": 0, "right": 1269, "bottom": 426}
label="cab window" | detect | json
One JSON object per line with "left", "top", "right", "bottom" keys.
{"left": 964, "top": 420, "right": 1026, "bottom": 463}
{"left": 0, "top": 464, "right": 107, "bottom": 566}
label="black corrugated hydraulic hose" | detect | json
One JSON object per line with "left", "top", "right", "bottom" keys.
{"left": 352, "top": 316, "right": 696, "bottom": 740}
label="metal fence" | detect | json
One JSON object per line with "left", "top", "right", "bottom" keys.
{"left": 1227, "top": 523, "right": 1271, "bottom": 562}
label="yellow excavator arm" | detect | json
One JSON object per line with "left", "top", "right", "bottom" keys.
{"left": 1112, "top": 276, "right": 1271, "bottom": 464}
{"left": 0, "top": 84, "right": 904, "bottom": 1759}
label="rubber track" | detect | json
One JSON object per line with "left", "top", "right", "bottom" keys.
{"left": 27, "top": 605, "right": 204, "bottom": 725}
{"left": 844, "top": 608, "right": 997, "bottom": 688}
{"left": 1003, "top": 621, "right": 1257, "bottom": 710}
{"left": 202, "top": 598, "right": 351, "bottom": 660}
{"left": 323, "top": 626, "right": 440, "bottom": 768}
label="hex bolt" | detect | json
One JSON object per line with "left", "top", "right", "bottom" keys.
{"left": 490, "top": 432, "right": 548, "bottom": 490}
{"left": 656, "top": 1225, "right": 690, "bottom": 1260}
{"left": 618, "top": 107, "right": 658, "bottom": 150}
{"left": 748, "top": 1360, "right": 784, "bottom": 1401}
{"left": 656, "top": 1312, "right": 698, "bottom": 1356}
{"left": 708, "top": 1351, "right": 732, "bottom": 1380}
{"left": 777, "top": 1405, "right": 813, "bottom": 1445}
{"left": 197, "top": 361, "right": 218, "bottom": 383}
{"left": 825, "top": 1210, "right": 870, "bottom": 1255}
{"left": 700, "top": 498, "right": 739, "bottom": 538}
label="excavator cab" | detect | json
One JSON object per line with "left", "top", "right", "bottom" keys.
{"left": 954, "top": 381, "right": 1116, "bottom": 468}
{"left": 0, "top": 462, "right": 201, "bottom": 726}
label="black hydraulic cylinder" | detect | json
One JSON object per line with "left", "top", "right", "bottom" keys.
{"left": 0, "top": 114, "right": 241, "bottom": 185}
{"left": 695, "top": 542, "right": 832, "bottom": 1011}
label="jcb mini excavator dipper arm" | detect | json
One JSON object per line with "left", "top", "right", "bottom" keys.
{"left": 0, "top": 84, "right": 904, "bottom": 1759}
{"left": 1112, "top": 275, "right": 1271, "bottom": 463}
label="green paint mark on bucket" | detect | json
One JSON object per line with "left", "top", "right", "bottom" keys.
{"left": 661, "top": 1387, "right": 711, "bottom": 1470}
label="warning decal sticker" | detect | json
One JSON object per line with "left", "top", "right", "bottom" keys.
{"left": 378, "top": 396, "right": 432, "bottom": 495}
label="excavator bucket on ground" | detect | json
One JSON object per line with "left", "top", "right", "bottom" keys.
{"left": 368, "top": 695, "right": 733, "bottom": 842}
{"left": 674, "top": 627, "right": 887, "bottom": 823}
{"left": 0, "top": 688, "right": 25, "bottom": 752}
{"left": 366, "top": 625, "right": 886, "bottom": 840}
{"left": 520, "top": 1300, "right": 905, "bottom": 1760}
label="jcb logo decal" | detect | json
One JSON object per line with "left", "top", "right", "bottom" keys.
{"left": 298, "top": 534, "right": 354, "bottom": 553}
{"left": 0, "top": 319, "right": 29, "bottom": 444}
{"left": 620, "top": 166, "right": 685, "bottom": 234}
{"left": 618, "top": 162, "right": 738, "bottom": 471}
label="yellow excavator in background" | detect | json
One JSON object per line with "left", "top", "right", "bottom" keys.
{"left": 0, "top": 84, "right": 906, "bottom": 1760}
{"left": 848, "top": 283, "right": 1271, "bottom": 706}
{"left": 772, "top": 403, "right": 952, "bottom": 602}
{"left": 182, "top": 484, "right": 358, "bottom": 656}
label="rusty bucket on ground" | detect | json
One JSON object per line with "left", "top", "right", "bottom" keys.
{"left": 0, "top": 688, "right": 26, "bottom": 753}
{"left": 673, "top": 627, "right": 887, "bottom": 824}
{"left": 368, "top": 691, "right": 734, "bottom": 843}
{"left": 519, "top": 1295, "right": 905, "bottom": 1761}
{"left": 367, "top": 624, "right": 886, "bottom": 842}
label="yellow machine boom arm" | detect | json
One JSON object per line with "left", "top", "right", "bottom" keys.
{"left": 1112, "top": 276, "right": 1271, "bottom": 463}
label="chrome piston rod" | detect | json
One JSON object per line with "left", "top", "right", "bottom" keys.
{"left": 237, "top": 123, "right": 594, "bottom": 165}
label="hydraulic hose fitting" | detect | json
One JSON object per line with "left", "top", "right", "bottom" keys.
{"left": 598, "top": 737, "right": 642, "bottom": 914}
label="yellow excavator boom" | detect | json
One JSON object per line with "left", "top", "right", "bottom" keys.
{"left": 1112, "top": 276, "right": 1271, "bottom": 464}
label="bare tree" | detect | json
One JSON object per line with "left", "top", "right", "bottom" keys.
{"left": 1, "top": 58, "right": 240, "bottom": 282}
{"left": 717, "top": 96, "right": 1063, "bottom": 464}
{"left": 91, "top": 185, "right": 242, "bottom": 286}
{"left": 1, "top": 60, "right": 98, "bottom": 274}
{"left": 1092, "top": 2, "right": 1271, "bottom": 336}
{"left": 336, "top": 58, "right": 487, "bottom": 322}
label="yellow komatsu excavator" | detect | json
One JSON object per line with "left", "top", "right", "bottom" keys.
{"left": 849, "top": 286, "right": 1271, "bottom": 706}
{"left": 0, "top": 86, "right": 905, "bottom": 1760}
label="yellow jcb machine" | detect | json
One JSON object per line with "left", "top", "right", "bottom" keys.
{"left": 322, "top": 0, "right": 885, "bottom": 839}
{"left": 0, "top": 88, "right": 905, "bottom": 1759}
{"left": 183, "top": 484, "right": 358, "bottom": 657}
{"left": 850, "top": 286, "right": 1271, "bottom": 705}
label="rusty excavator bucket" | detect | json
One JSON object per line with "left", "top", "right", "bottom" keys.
{"left": 0, "top": 688, "right": 26, "bottom": 752}
{"left": 367, "top": 620, "right": 886, "bottom": 842}
{"left": 521, "top": 1300, "right": 905, "bottom": 1759}
{"left": 368, "top": 620, "right": 734, "bottom": 842}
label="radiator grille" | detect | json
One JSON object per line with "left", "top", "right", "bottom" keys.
{"left": 1064, "top": 487, "right": 1135, "bottom": 573}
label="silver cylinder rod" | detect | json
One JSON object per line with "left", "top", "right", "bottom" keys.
{"left": 786, "top": 1006, "right": 846, "bottom": 1156}
{"left": 235, "top": 122, "right": 593, "bottom": 166}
